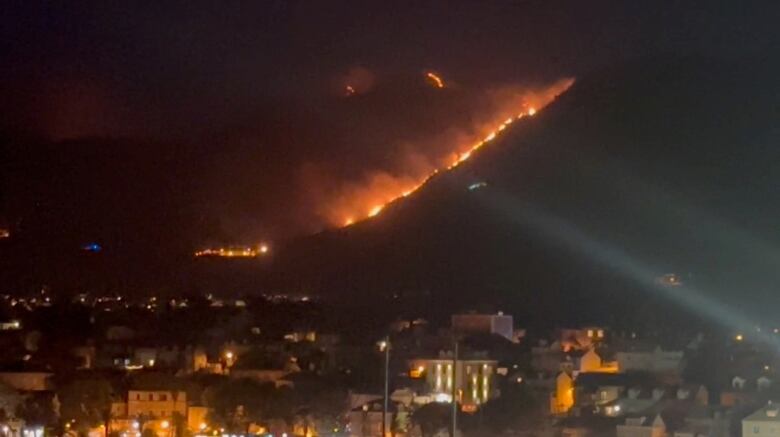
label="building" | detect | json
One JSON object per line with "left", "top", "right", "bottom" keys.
{"left": 451, "top": 312, "right": 514, "bottom": 342}
{"left": 742, "top": 402, "right": 780, "bottom": 437}
{"left": 617, "top": 415, "right": 667, "bottom": 437}
{"left": 0, "top": 370, "right": 53, "bottom": 392}
{"left": 579, "top": 349, "right": 619, "bottom": 373}
{"left": 551, "top": 371, "right": 575, "bottom": 414}
{"left": 110, "top": 390, "right": 195, "bottom": 437}
{"left": 348, "top": 399, "right": 408, "bottom": 437}
{"left": 616, "top": 347, "right": 684, "bottom": 375}
{"left": 407, "top": 356, "right": 498, "bottom": 409}
{"left": 127, "top": 390, "right": 187, "bottom": 418}
{"left": 561, "top": 327, "right": 607, "bottom": 352}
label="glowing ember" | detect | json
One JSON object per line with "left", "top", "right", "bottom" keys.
{"left": 368, "top": 205, "right": 384, "bottom": 217}
{"left": 426, "top": 72, "right": 445, "bottom": 88}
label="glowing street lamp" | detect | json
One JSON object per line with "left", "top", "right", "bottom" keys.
{"left": 376, "top": 338, "right": 390, "bottom": 437}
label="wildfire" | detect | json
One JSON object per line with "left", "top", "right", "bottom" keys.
{"left": 334, "top": 78, "right": 574, "bottom": 228}
{"left": 195, "top": 244, "right": 270, "bottom": 258}
{"left": 426, "top": 72, "right": 445, "bottom": 88}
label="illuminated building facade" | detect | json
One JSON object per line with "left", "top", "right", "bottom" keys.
{"left": 407, "top": 358, "right": 498, "bottom": 408}
{"left": 110, "top": 391, "right": 206, "bottom": 437}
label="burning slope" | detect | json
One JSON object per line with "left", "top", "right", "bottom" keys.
{"left": 332, "top": 77, "right": 574, "bottom": 228}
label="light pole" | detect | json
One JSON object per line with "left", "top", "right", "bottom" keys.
{"left": 378, "top": 337, "right": 390, "bottom": 437}
{"left": 451, "top": 339, "right": 458, "bottom": 437}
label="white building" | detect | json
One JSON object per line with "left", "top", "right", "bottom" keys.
{"left": 743, "top": 403, "right": 780, "bottom": 437}
{"left": 616, "top": 347, "right": 684, "bottom": 374}
{"left": 407, "top": 357, "right": 498, "bottom": 409}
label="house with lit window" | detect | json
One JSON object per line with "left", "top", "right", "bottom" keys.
{"left": 407, "top": 353, "right": 498, "bottom": 410}
{"left": 560, "top": 327, "right": 608, "bottom": 352}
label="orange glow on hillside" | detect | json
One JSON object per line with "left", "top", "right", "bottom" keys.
{"left": 194, "top": 244, "right": 270, "bottom": 258}
{"left": 331, "top": 77, "right": 574, "bottom": 228}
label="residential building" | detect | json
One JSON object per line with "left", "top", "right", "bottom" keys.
{"left": 617, "top": 415, "right": 667, "bottom": 437}
{"left": 111, "top": 390, "right": 208, "bottom": 437}
{"left": 451, "top": 312, "right": 514, "bottom": 341}
{"left": 348, "top": 399, "right": 408, "bottom": 437}
{"left": 561, "top": 327, "right": 607, "bottom": 352}
{"left": 0, "top": 370, "right": 53, "bottom": 392}
{"left": 616, "top": 347, "right": 684, "bottom": 375}
{"left": 407, "top": 356, "right": 498, "bottom": 409}
{"left": 551, "top": 371, "right": 575, "bottom": 414}
{"left": 579, "top": 349, "right": 619, "bottom": 374}
{"left": 742, "top": 402, "right": 780, "bottom": 437}
{"left": 127, "top": 390, "right": 187, "bottom": 419}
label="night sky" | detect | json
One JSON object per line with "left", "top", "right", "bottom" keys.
{"left": 2, "top": 1, "right": 780, "bottom": 297}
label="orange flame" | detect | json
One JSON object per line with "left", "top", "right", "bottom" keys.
{"left": 426, "top": 72, "right": 445, "bottom": 88}
{"left": 329, "top": 77, "right": 573, "bottom": 228}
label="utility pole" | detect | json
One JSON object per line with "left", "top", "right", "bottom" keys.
{"left": 382, "top": 337, "right": 390, "bottom": 437}
{"left": 451, "top": 339, "right": 458, "bottom": 437}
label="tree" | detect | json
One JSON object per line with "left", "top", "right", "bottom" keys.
{"left": 57, "top": 378, "right": 113, "bottom": 432}
{"left": 467, "top": 384, "right": 542, "bottom": 434}
{"left": 289, "top": 374, "right": 348, "bottom": 435}
{"left": 412, "top": 403, "right": 450, "bottom": 437}
{"left": 204, "top": 378, "right": 293, "bottom": 431}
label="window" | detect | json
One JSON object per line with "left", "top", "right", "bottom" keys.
{"left": 161, "top": 410, "right": 166, "bottom": 417}
{"left": 136, "top": 394, "right": 141, "bottom": 400}
{"left": 160, "top": 394, "right": 167, "bottom": 401}
{"left": 754, "top": 426, "right": 760, "bottom": 434}
{"left": 149, "top": 394, "right": 154, "bottom": 401}
{"left": 587, "top": 330, "right": 594, "bottom": 338}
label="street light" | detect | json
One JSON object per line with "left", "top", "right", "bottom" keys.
{"left": 377, "top": 337, "right": 390, "bottom": 437}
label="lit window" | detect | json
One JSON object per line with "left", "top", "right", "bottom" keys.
{"left": 597, "top": 330, "right": 604, "bottom": 338}
{"left": 587, "top": 330, "right": 594, "bottom": 337}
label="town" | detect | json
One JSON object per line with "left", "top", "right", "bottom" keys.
{"left": 0, "top": 287, "right": 774, "bottom": 437}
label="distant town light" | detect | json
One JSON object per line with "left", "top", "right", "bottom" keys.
{"left": 160, "top": 421, "right": 170, "bottom": 429}
{"left": 735, "top": 334, "right": 744, "bottom": 341}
